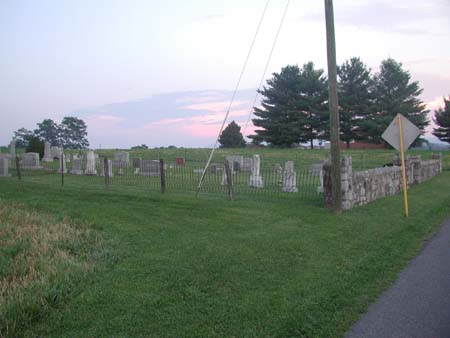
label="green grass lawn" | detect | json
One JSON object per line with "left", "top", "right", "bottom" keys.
{"left": 0, "top": 172, "right": 449, "bottom": 337}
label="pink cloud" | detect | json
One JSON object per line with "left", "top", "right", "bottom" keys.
{"left": 183, "top": 100, "right": 248, "bottom": 113}
{"left": 182, "top": 123, "right": 222, "bottom": 138}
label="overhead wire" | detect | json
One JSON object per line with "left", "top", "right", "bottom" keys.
{"left": 243, "top": 0, "right": 291, "bottom": 138}
{"left": 196, "top": 0, "right": 271, "bottom": 196}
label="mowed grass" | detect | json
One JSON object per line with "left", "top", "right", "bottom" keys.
{"left": 0, "top": 172, "right": 449, "bottom": 337}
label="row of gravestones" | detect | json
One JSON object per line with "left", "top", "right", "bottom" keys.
{"left": 70, "top": 151, "right": 162, "bottom": 177}
{"left": 0, "top": 148, "right": 324, "bottom": 194}
{"left": 219, "top": 155, "right": 299, "bottom": 192}
{"left": 219, "top": 155, "right": 324, "bottom": 193}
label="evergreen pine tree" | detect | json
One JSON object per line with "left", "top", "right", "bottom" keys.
{"left": 218, "top": 121, "right": 246, "bottom": 148}
{"left": 295, "top": 62, "right": 329, "bottom": 149}
{"left": 250, "top": 63, "right": 328, "bottom": 148}
{"left": 337, "top": 57, "right": 374, "bottom": 147}
{"left": 249, "top": 65, "right": 302, "bottom": 147}
{"left": 366, "top": 58, "right": 429, "bottom": 143}
{"left": 433, "top": 97, "right": 450, "bottom": 144}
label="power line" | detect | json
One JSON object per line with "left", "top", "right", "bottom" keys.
{"left": 243, "top": 0, "right": 291, "bottom": 138}
{"left": 196, "top": 0, "right": 271, "bottom": 196}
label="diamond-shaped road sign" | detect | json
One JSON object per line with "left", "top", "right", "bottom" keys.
{"left": 382, "top": 114, "right": 421, "bottom": 152}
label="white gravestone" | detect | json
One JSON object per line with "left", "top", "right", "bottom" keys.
{"left": 21, "top": 153, "right": 41, "bottom": 169}
{"left": 85, "top": 150, "right": 97, "bottom": 175}
{"left": 249, "top": 154, "right": 264, "bottom": 188}
{"left": 309, "top": 163, "right": 324, "bottom": 193}
{"left": 283, "top": 161, "right": 298, "bottom": 193}
{"left": 43, "top": 142, "right": 53, "bottom": 162}
{"left": 242, "top": 157, "right": 253, "bottom": 172}
{"left": 9, "top": 141, "right": 15, "bottom": 158}
{"left": 51, "top": 146, "right": 62, "bottom": 159}
{"left": 114, "top": 151, "right": 130, "bottom": 164}
{"left": 71, "top": 158, "right": 83, "bottom": 175}
{"left": 0, "top": 157, "right": 9, "bottom": 177}
{"left": 101, "top": 159, "right": 113, "bottom": 177}
{"left": 226, "top": 155, "right": 243, "bottom": 172}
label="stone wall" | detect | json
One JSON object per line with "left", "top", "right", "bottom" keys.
{"left": 323, "top": 154, "right": 442, "bottom": 210}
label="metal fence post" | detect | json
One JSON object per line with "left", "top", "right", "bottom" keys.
{"left": 160, "top": 159, "right": 166, "bottom": 194}
{"left": 224, "top": 159, "right": 234, "bottom": 201}
{"left": 15, "top": 155, "right": 21, "bottom": 180}
{"left": 104, "top": 157, "right": 109, "bottom": 190}
{"left": 61, "top": 151, "right": 64, "bottom": 186}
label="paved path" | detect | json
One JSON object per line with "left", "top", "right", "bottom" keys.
{"left": 346, "top": 219, "right": 450, "bottom": 338}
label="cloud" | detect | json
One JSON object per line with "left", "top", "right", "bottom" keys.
{"left": 194, "top": 14, "right": 224, "bottom": 22}
{"left": 86, "top": 114, "right": 125, "bottom": 123}
{"left": 300, "top": 0, "right": 447, "bottom": 35}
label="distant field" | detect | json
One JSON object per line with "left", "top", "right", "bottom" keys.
{"left": 2, "top": 146, "right": 449, "bottom": 170}
{"left": 0, "top": 170, "right": 449, "bottom": 337}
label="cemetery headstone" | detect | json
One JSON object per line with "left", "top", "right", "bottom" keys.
{"left": 85, "top": 150, "right": 97, "bottom": 175}
{"left": 71, "top": 158, "right": 83, "bottom": 175}
{"left": 274, "top": 163, "right": 283, "bottom": 185}
{"left": 0, "top": 157, "right": 9, "bottom": 177}
{"left": 141, "top": 160, "right": 160, "bottom": 176}
{"left": 133, "top": 158, "right": 142, "bottom": 174}
{"left": 283, "top": 161, "right": 298, "bottom": 193}
{"left": 113, "top": 160, "right": 128, "bottom": 176}
{"left": 42, "top": 142, "right": 53, "bottom": 162}
{"left": 51, "top": 146, "right": 62, "bottom": 159}
{"left": 21, "top": 153, "right": 41, "bottom": 169}
{"left": 274, "top": 163, "right": 282, "bottom": 175}
{"left": 210, "top": 163, "right": 219, "bottom": 174}
{"left": 176, "top": 157, "right": 185, "bottom": 166}
{"left": 249, "top": 154, "right": 264, "bottom": 188}
{"left": 243, "top": 157, "right": 253, "bottom": 171}
{"left": 233, "top": 161, "right": 240, "bottom": 172}
{"left": 101, "top": 159, "right": 113, "bottom": 177}
{"left": 9, "top": 141, "right": 15, "bottom": 158}
{"left": 114, "top": 151, "right": 130, "bottom": 164}
{"left": 226, "top": 155, "right": 243, "bottom": 172}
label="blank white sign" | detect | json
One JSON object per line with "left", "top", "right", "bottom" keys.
{"left": 381, "top": 114, "right": 421, "bottom": 152}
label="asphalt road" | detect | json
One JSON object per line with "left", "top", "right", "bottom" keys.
{"left": 346, "top": 218, "right": 450, "bottom": 338}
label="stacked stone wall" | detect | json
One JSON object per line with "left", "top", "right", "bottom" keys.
{"left": 324, "top": 154, "right": 442, "bottom": 210}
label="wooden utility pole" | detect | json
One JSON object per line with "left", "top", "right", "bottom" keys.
{"left": 324, "top": 0, "right": 342, "bottom": 213}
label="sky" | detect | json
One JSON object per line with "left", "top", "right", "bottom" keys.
{"left": 0, "top": 0, "right": 449, "bottom": 148}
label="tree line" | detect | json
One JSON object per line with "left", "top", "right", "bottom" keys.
{"left": 242, "top": 57, "right": 449, "bottom": 148}
{"left": 12, "top": 117, "right": 89, "bottom": 149}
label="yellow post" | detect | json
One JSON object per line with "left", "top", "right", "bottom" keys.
{"left": 398, "top": 114, "right": 409, "bottom": 217}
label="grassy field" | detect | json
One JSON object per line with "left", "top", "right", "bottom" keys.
{"left": 0, "top": 169, "right": 449, "bottom": 337}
